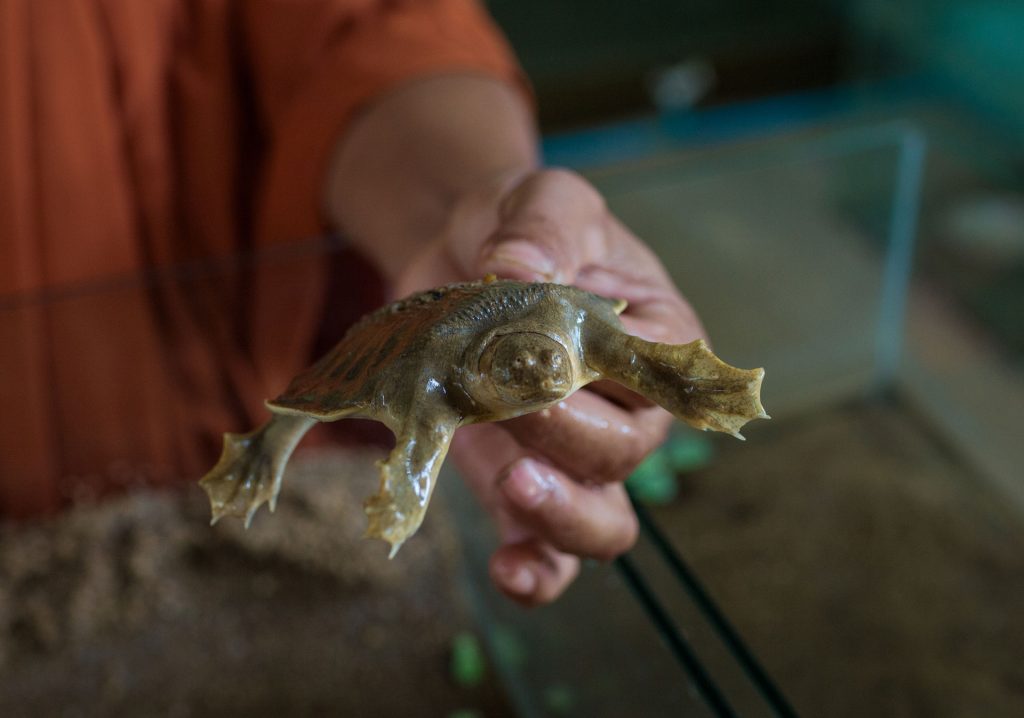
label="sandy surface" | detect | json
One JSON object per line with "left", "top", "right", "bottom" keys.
{"left": 654, "top": 400, "right": 1024, "bottom": 717}
{"left": 0, "top": 449, "right": 511, "bottom": 718}
{"left": 6, "top": 402, "right": 1021, "bottom": 717}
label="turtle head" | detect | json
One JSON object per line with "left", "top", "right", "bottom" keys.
{"left": 475, "top": 332, "right": 574, "bottom": 409}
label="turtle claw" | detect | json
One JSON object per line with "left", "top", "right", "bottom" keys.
{"left": 244, "top": 504, "right": 260, "bottom": 530}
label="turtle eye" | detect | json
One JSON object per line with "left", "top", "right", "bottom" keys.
{"left": 478, "top": 332, "right": 573, "bottom": 406}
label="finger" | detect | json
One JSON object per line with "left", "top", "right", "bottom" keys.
{"left": 572, "top": 215, "right": 707, "bottom": 344}
{"left": 454, "top": 425, "right": 583, "bottom": 606}
{"left": 490, "top": 539, "right": 580, "bottom": 606}
{"left": 586, "top": 378, "right": 656, "bottom": 411}
{"left": 468, "top": 169, "right": 611, "bottom": 283}
{"left": 451, "top": 422, "right": 525, "bottom": 510}
{"left": 451, "top": 422, "right": 552, "bottom": 549}
{"left": 499, "top": 457, "right": 639, "bottom": 562}
{"left": 575, "top": 264, "right": 706, "bottom": 346}
{"left": 500, "top": 390, "right": 670, "bottom": 484}
{"left": 454, "top": 423, "right": 641, "bottom": 561}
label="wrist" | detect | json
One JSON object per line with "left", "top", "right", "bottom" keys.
{"left": 324, "top": 75, "right": 538, "bottom": 281}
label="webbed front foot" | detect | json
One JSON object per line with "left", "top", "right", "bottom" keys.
{"left": 199, "top": 415, "right": 316, "bottom": 527}
{"left": 362, "top": 411, "right": 458, "bottom": 558}
{"left": 662, "top": 338, "right": 768, "bottom": 438}
{"left": 592, "top": 337, "right": 768, "bottom": 439}
{"left": 363, "top": 477, "right": 427, "bottom": 560}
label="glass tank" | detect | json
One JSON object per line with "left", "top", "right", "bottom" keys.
{"left": 536, "top": 107, "right": 1023, "bottom": 717}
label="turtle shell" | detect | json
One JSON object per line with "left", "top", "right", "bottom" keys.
{"left": 266, "top": 278, "right": 575, "bottom": 420}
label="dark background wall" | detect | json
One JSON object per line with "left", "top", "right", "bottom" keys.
{"left": 486, "top": 0, "right": 846, "bottom": 129}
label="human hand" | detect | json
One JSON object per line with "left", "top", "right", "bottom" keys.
{"left": 392, "top": 168, "right": 706, "bottom": 606}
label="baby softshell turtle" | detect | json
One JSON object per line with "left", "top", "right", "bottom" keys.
{"left": 200, "top": 277, "right": 768, "bottom": 556}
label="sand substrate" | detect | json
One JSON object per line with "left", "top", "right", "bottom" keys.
{"left": 654, "top": 400, "right": 1024, "bottom": 717}
{"left": 0, "top": 449, "right": 511, "bottom": 717}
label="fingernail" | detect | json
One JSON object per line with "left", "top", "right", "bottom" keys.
{"left": 494, "top": 558, "right": 537, "bottom": 595}
{"left": 483, "top": 241, "right": 556, "bottom": 281}
{"left": 502, "top": 459, "right": 555, "bottom": 509}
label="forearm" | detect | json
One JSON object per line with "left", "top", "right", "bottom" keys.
{"left": 324, "top": 75, "right": 539, "bottom": 281}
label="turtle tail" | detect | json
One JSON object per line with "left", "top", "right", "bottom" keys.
{"left": 199, "top": 414, "right": 317, "bottom": 528}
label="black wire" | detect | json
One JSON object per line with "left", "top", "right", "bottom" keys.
{"left": 615, "top": 554, "right": 738, "bottom": 718}
{"left": 631, "top": 498, "right": 799, "bottom": 718}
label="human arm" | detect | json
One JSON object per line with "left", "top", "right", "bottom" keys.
{"left": 324, "top": 75, "right": 538, "bottom": 279}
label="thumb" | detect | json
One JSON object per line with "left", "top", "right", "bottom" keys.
{"left": 479, "top": 236, "right": 559, "bottom": 283}
{"left": 476, "top": 169, "right": 609, "bottom": 283}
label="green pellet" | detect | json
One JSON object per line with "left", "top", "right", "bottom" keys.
{"left": 626, "top": 449, "right": 677, "bottom": 504}
{"left": 450, "top": 631, "right": 486, "bottom": 688}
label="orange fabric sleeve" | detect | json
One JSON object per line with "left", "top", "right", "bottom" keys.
{"left": 241, "top": 0, "right": 528, "bottom": 247}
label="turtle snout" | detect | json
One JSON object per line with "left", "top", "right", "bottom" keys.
{"left": 536, "top": 349, "right": 569, "bottom": 393}
{"left": 508, "top": 348, "right": 568, "bottom": 394}
{"left": 478, "top": 332, "right": 575, "bottom": 407}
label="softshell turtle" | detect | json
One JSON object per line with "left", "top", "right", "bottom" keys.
{"left": 200, "top": 277, "right": 767, "bottom": 556}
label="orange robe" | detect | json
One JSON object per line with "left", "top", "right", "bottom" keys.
{"left": 0, "top": 0, "right": 520, "bottom": 516}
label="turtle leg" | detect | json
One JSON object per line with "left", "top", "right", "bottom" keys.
{"left": 363, "top": 409, "right": 460, "bottom": 558}
{"left": 587, "top": 333, "right": 768, "bottom": 439}
{"left": 199, "top": 414, "right": 317, "bottom": 527}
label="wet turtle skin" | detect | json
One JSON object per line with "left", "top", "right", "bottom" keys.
{"left": 200, "top": 277, "right": 768, "bottom": 556}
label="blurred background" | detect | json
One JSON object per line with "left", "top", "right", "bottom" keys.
{"left": 481, "top": 3, "right": 1024, "bottom": 715}
{"left": 2, "top": 1, "right": 1023, "bottom": 716}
